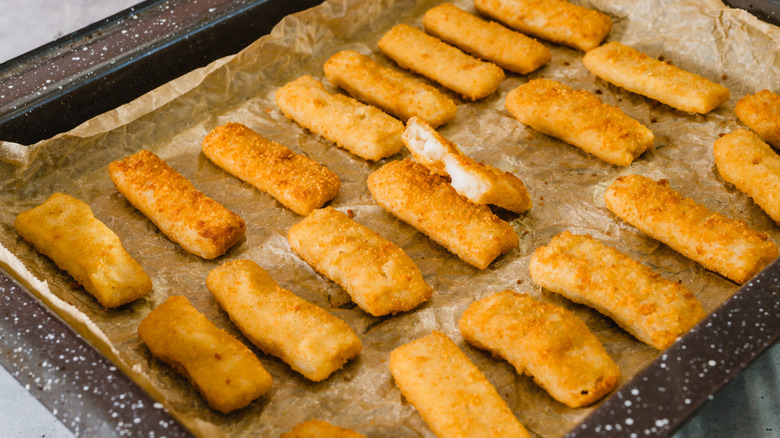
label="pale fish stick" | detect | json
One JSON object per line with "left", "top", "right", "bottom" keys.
{"left": 207, "top": 260, "right": 362, "bottom": 381}
{"left": 287, "top": 207, "right": 432, "bottom": 317}
{"left": 377, "top": 24, "right": 504, "bottom": 101}
{"left": 275, "top": 75, "right": 404, "bottom": 161}
{"left": 389, "top": 331, "right": 531, "bottom": 438}
{"left": 529, "top": 232, "right": 706, "bottom": 350}
{"left": 735, "top": 90, "right": 780, "bottom": 148}
{"left": 367, "top": 159, "right": 518, "bottom": 270}
{"left": 402, "top": 116, "right": 532, "bottom": 213}
{"left": 422, "top": 3, "right": 550, "bottom": 74}
{"left": 280, "top": 420, "right": 367, "bottom": 438}
{"left": 108, "top": 150, "right": 245, "bottom": 259}
{"left": 474, "top": 0, "right": 612, "bottom": 52}
{"left": 505, "top": 79, "right": 654, "bottom": 166}
{"left": 583, "top": 41, "right": 730, "bottom": 114}
{"left": 323, "top": 50, "right": 457, "bottom": 127}
{"left": 604, "top": 175, "right": 778, "bottom": 284}
{"left": 714, "top": 129, "right": 780, "bottom": 225}
{"left": 14, "top": 192, "right": 152, "bottom": 308}
{"left": 459, "top": 290, "right": 621, "bottom": 407}
{"left": 138, "top": 296, "right": 272, "bottom": 414}
{"left": 202, "top": 122, "right": 340, "bottom": 216}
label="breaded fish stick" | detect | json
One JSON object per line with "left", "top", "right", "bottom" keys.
{"left": 529, "top": 232, "right": 706, "bottom": 350}
{"left": 459, "top": 290, "right": 621, "bottom": 406}
{"left": 403, "top": 117, "right": 532, "bottom": 213}
{"left": 207, "top": 260, "right": 362, "bottom": 381}
{"left": 389, "top": 331, "right": 531, "bottom": 438}
{"left": 714, "top": 129, "right": 780, "bottom": 225}
{"left": 323, "top": 50, "right": 457, "bottom": 127}
{"left": 287, "top": 207, "right": 432, "bottom": 317}
{"left": 275, "top": 75, "right": 404, "bottom": 161}
{"left": 367, "top": 159, "right": 518, "bottom": 269}
{"left": 15, "top": 192, "right": 152, "bottom": 308}
{"left": 583, "top": 42, "right": 730, "bottom": 114}
{"left": 604, "top": 175, "right": 778, "bottom": 284}
{"left": 735, "top": 90, "right": 780, "bottom": 148}
{"left": 474, "top": 0, "right": 612, "bottom": 51}
{"left": 422, "top": 4, "right": 550, "bottom": 75}
{"left": 378, "top": 24, "right": 504, "bottom": 101}
{"left": 109, "top": 150, "right": 245, "bottom": 259}
{"left": 138, "top": 296, "right": 272, "bottom": 414}
{"left": 201, "top": 122, "right": 340, "bottom": 216}
{"left": 505, "top": 79, "right": 654, "bottom": 166}
{"left": 280, "top": 420, "right": 367, "bottom": 438}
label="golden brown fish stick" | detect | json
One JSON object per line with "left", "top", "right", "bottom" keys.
{"left": 367, "top": 159, "right": 518, "bottom": 269}
{"left": 207, "top": 260, "right": 362, "bottom": 381}
{"left": 287, "top": 207, "right": 432, "bottom": 317}
{"left": 138, "top": 296, "right": 272, "bottom": 414}
{"left": 15, "top": 192, "right": 152, "bottom": 308}
{"left": 378, "top": 24, "right": 504, "bottom": 101}
{"left": 280, "top": 420, "right": 367, "bottom": 438}
{"left": 389, "top": 331, "right": 530, "bottom": 438}
{"left": 583, "top": 42, "right": 730, "bottom": 114}
{"left": 323, "top": 50, "right": 457, "bottom": 127}
{"left": 529, "top": 232, "right": 706, "bottom": 350}
{"left": 109, "top": 150, "right": 245, "bottom": 259}
{"left": 604, "top": 175, "right": 778, "bottom": 284}
{"left": 275, "top": 75, "right": 404, "bottom": 161}
{"left": 714, "top": 129, "right": 780, "bottom": 225}
{"left": 422, "top": 3, "right": 550, "bottom": 74}
{"left": 505, "top": 79, "right": 654, "bottom": 166}
{"left": 459, "top": 290, "right": 621, "bottom": 407}
{"left": 474, "top": 0, "right": 612, "bottom": 51}
{"left": 735, "top": 90, "right": 780, "bottom": 148}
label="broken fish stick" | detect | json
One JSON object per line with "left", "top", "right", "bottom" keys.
{"left": 207, "top": 259, "right": 362, "bottom": 381}
{"left": 529, "top": 232, "right": 706, "bottom": 350}
{"left": 280, "top": 420, "right": 367, "bottom": 438}
{"left": 378, "top": 24, "right": 504, "bottom": 101}
{"left": 714, "top": 129, "right": 780, "bottom": 225}
{"left": 275, "top": 75, "right": 404, "bottom": 161}
{"left": 138, "top": 296, "right": 272, "bottom": 414}
{"left": 367, "top": 159, "right": 518, "bottom": 269}
{"left": 422, "top": 3, "right": 550, "bottom": 74}
{"left": 323, "top": 50, "right": 457, "bottom": 127}
{"left": 459, "top": 290, "right": 621, "bottom": 407}
{"left": 403, "top": 116, "right": 532, "bottom": 213}
{"left": 287, "top": 207, "right": 432, "bottom": 317}
{"left": 389, "top": 331, "right": 531, "bottom": 438}
{"left": 735, "top": 90, "right": 780, "bottom": 148}
{"left": 201, "top": 122, "right": 340, "bottom": 216}
{"left": 109, "top": 150, "right": 245, "bottom": 259}
{"left": 604, "top": 175, "right": 778, "bottom": 284}
{"left": 505, "top": 79, "right": 654, "bottom": 166}
{"left": 474, "top": 0, "right": 612, "bottom": 52}
{"left": 583, "top": 41, "right": 730, "bottom": 114}
{"left": 15, "top": 192, "right": 152, "bottom": 308}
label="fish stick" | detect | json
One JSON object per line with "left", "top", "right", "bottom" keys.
{"left": 505, "top": 79, "right": 654, "bottom": 166}
{"left": 714, "top": 129, "right": 780, "bottom": 225}
{"left": 207, "top": 259, "right": 362, "bottom": 381}
{"left": 389, "top": 331, "right": 531, "bottom": 438}
{"left": 280, "top": 420, "right": 367, "bottom": 438}
{"left": 422, "top": 3, "right": 550, "bottom": 74}
{"left": 138, "top": 296, "right": 272, "bottom": 414}
{"left": 108, "top": 150, "right": 245, "bottom": 259}
{"left": 459, "top": 290, "right": 621, "bottom": 406}
{"left": 735, "top": 89, "right": 780, "bottom": 148}
{"left": 14, "top": 192, "right": 152, "bottom": 308}
{"left": 474, "top": 0, "right": 612, "bottom": 52}
{"left": 583, "top": 41, "right": 730, "bottom": 114}
{"left": 378, "top": 24, "right": 504, "bottom": 101}
{"left": 275, "top": 75, "right": 404, "bottom": 161}
{"left": 604, "top": 175, "right": 778, "bottom": 284}
{"left": 323, "top": 50, "right": 457, "bottom": 127}
{"left": 529, "top": 232, "right": 706, "bottom": 350}
{"left": 367, "top": 159, "right": 518, "bottom": 269}
{"left": 402, "top": 116, "right": 532, "bottom": 213}
{"left": 287, "top": 207, "right": 432, "bottom": 317}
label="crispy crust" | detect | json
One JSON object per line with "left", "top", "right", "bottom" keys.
{"left": 280, "top": 420, "right": 366, "bottom": 438}
{"left": 735, "top": 90, "right": 780, "bottom": 148}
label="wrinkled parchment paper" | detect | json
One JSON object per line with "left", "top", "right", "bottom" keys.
{"left": 1, "top": 0, "right": 779, "bottom": 436}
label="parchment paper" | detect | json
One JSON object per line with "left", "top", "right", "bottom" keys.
{"left": 1, "top": 0, "right": 779, "bottom": 436}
